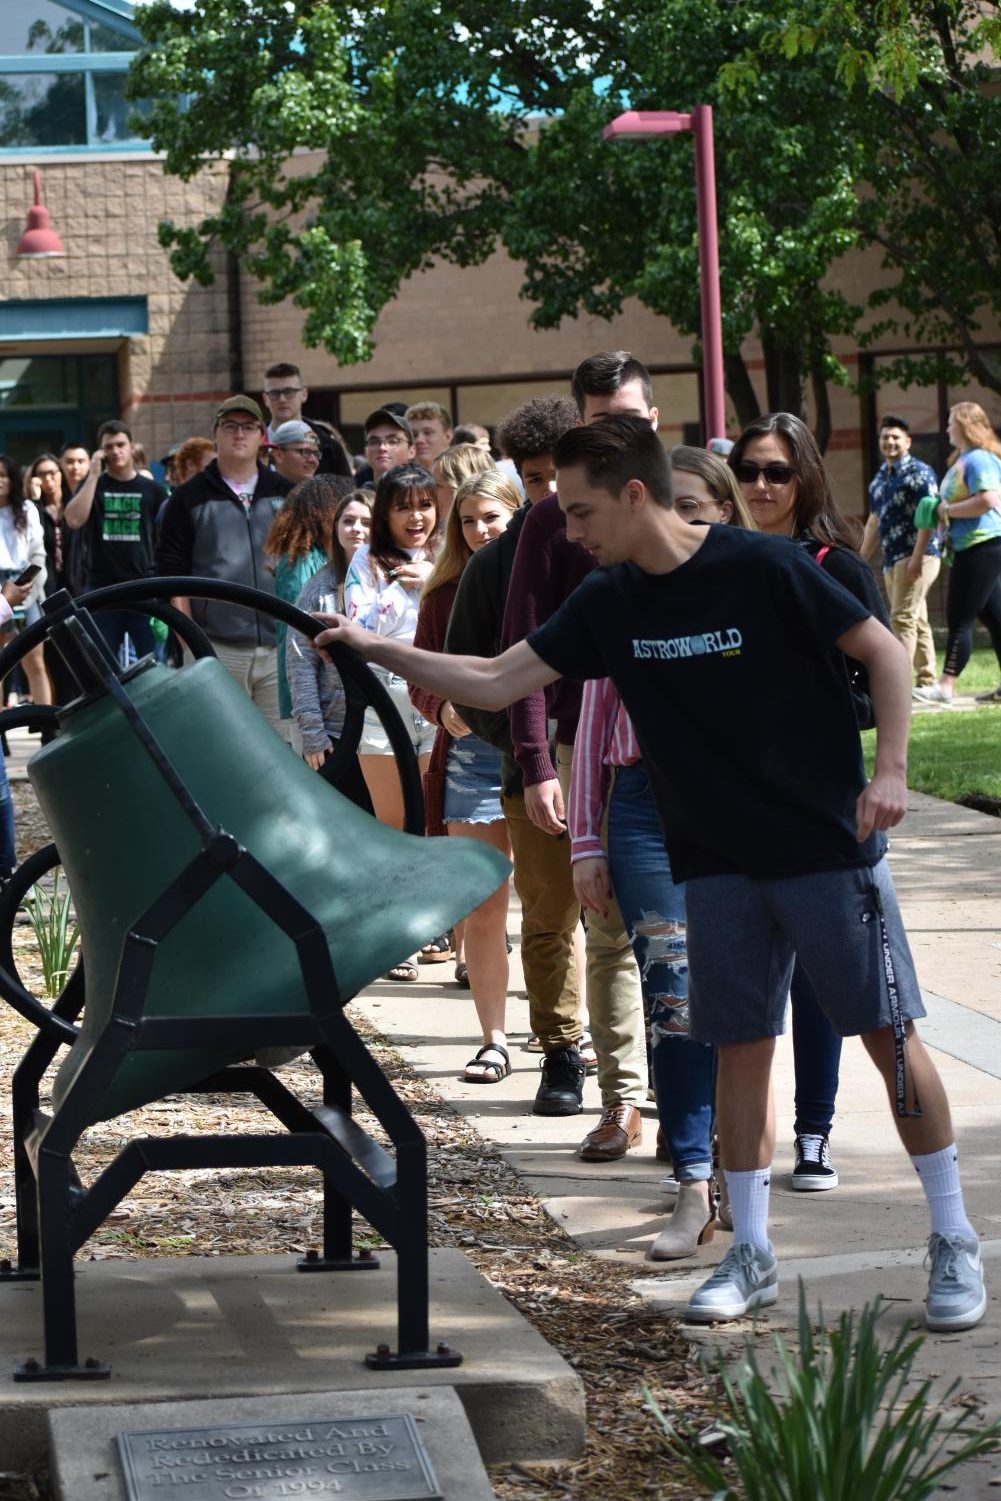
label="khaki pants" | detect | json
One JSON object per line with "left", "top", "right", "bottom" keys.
{"left": 557, "top": 743, "right": 646, "bottom": 1107}
{"left": 209, "top": 639, "right": 282, "bottom": 730}
{"left": 885, "top": 556, "right": 940, "bottom": 687}
{"left": 501, "top": 791, "right": 582, "bottom": 1052}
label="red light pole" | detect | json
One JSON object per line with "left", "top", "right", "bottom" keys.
{"left": 603, "top": 108, "right": 727, "bottom": 444}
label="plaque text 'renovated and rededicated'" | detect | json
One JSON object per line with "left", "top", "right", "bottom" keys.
{"left": 117, "top": 1413, "right": 444, "bottom": 1501}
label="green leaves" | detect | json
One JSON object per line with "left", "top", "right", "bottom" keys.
{"left": 647, "top": 1285, "right": 1001, "bottom": 1500}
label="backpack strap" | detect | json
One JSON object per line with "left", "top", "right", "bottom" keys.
{"left": 814, "top": 545, "right": 831, "bottom": 566}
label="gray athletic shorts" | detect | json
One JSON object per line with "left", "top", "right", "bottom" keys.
{"left": 685, "top": 857, "right": 926, "bottom": 1046}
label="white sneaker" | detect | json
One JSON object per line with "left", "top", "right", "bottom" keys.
{"left": 685, "top": 1241, "right": 778, "bottom": 1323}
{"left": 659, "top": 1174, "right": 680, "bottom": 1195}
{"left": 912, "top": 684, "right": 953, "bottom": 704}
{"left": 925, "top": 1232, "right": 986, "bottom": 1332}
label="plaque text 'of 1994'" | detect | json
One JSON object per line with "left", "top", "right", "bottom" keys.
{"left": 117, "top": 1413, "right": 444, "bottom": 1501}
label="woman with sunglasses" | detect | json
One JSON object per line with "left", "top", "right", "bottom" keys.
{"left": 569, "top": 448, "right": 754, "bottom": 1258}
{"left": 728, "top": 412, "right": 889, "bottom": 1196}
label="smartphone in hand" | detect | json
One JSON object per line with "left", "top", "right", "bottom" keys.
{"left": 14, "top": 564, "right": 41, "bottom": 586}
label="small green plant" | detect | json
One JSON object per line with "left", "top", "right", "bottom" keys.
{"left": 22, "top": 869, "right": 80, "bottom": 999}
{"left": 646, "top": 1284, "right": 1001, "bottom": 1500}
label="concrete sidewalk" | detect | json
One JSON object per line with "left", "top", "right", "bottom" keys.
{"left": 349, "top": 787, "right": 1001, "bottom": 1496}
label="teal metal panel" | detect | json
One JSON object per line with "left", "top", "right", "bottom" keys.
{"left": 0, "top": 297, "right": 148, "bottom": 340}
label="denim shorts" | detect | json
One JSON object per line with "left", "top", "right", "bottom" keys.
{"left": 444, "top": 733, "right": 503, "bottom": 825}
{"left": 358, "top": 667, "right": 436, "bottom": 757}
{"left": 685, "top": 857, "right": 926, "bottom": 1046}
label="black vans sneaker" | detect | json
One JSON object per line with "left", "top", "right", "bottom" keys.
{"left": 792, "top": 1132, "right": 839, "bottom": 1191}
{"left": 533, "top": 1046, "right": 585, "bottom": 1116}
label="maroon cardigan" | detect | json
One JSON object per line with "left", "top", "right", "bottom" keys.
{"left": 409, "top": 580, "right": 458, "bottom": 837}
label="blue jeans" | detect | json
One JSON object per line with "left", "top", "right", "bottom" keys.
{"left": 606, "top": 764, "right": 714, "bottom": 1181}
{"left": 94, "top": 608, "right": 156, "bottom": 665}
{"left": 791, "top": 963, "right": 842, "bottom": 1136}
{"left": 0, "top": 752, "right": 15, "bottom": 877}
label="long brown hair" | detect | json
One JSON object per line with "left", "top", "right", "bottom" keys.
{"left": 264, "top": 474, "right": 341, "bottom": 565}
{"left": 423, "top": 469, "right": 520, "bottom": 598}
{"left": 328, "top": 489, "right": 372, "bottom": 583}
{"left": 728, "top": 412, "right": 860, "bottom": 550}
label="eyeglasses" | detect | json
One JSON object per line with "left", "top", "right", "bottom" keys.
{"left": 734, "top": 461, "right": 797, "bottom": 485}
{"left": 365, "top": 433, "right": 407, "bottom": 450}
{"left": 218, "top": 422, "right": 261, "bottom": 435}
{"left": 34, "top": 469, "right": 60, "bottom": 480}
{"left": 675, "top": 498, "right": 714, "bottom": 519}
{"left": 282, "top": 446, "right": 320, "bottom": 459}
{"left": 263, "top": 387, "right": 303, "bottom": 400}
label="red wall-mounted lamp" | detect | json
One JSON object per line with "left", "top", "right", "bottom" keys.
{"left": 15, "top": 170, "right": 66, "bottom": 259}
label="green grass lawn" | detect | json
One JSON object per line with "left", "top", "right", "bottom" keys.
{"left": 862, "top": 645, "right": 1001, "bottom": 805}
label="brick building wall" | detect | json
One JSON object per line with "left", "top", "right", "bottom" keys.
{"left": 0, "top": 156, "right": 236, "bottom": 458}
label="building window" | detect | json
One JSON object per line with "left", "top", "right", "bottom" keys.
{"left": 0, "top": 0, "right": 145, "bottom": 153}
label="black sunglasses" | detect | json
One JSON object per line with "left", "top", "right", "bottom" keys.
{"left": 734, "top": 460, "right": 797, "bottom": 485}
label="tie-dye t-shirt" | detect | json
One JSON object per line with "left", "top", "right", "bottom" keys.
{"left": 940, "top": 448, "right": 1001, "bottom": 553}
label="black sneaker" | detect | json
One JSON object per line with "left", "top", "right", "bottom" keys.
{"left": 792, "top": 1132, "right": 839, "bottom": 1191}
{"left": 533, "top": 1046, "right": 585, "bottom": 1116}
{"left": 975, "top": 684, "right": 1001, "bottom": 703}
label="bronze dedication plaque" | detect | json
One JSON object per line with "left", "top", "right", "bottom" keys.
{"left": 117, "top": 1413, "right": 444, "bottom": 1501}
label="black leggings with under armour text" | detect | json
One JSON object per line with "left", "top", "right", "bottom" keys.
{"left": 944, "top": 536, "right": 1001, "bottom": 679}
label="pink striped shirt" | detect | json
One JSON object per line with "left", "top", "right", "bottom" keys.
{"left": 568, "top": 677, "right": 640, "bottom": 863}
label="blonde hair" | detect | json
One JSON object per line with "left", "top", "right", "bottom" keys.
{"left": 432, "top": 442, "right": 495, "bottom": 491}
{"left": 670, "top": 445, "right": 758, "bottom": 530}
{"left": 949, "top": 402, "right": 1001, "bottom": 462}
{"left": 424, "top": 468, "right": 520, "bottom": 598}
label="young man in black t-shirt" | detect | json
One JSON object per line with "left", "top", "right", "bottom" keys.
{"left": 64, "top": 419, "right": 165, "bottom": 660}
{"left": 317, "top": 415, "right": 985, "bottom": 1334}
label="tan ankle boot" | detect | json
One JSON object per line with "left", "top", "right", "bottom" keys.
{"left": 648, "top": 1181, "right": 715, "bottom": 1260}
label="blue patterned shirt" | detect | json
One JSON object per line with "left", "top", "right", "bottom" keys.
{"left": 868, "top": 453, "right": 940, "bottom": 569}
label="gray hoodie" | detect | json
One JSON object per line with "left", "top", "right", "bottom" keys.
{"left": 286, "top": 564, "right": 347, "bottom": 755}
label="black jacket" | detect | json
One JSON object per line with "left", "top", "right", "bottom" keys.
{"left": 156, "top": 459, "right": 293, "bottom": 646}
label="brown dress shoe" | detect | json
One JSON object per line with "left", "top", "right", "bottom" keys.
{"left": 579, "top": 1103, "right": 642, "bottom": 1161}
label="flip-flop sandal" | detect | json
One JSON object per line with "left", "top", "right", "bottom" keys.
{"left": 463, "top": 1043, "right": 511, "bottom": 1083}
{"left": 525, "top": 1034, "right": 544, "bottom": 1052}
{"left": 386, "top": 960, "right": 418, "bottom": 982}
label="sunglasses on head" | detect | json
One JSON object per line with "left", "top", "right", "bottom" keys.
{"left": 734, "top": 460, "right": 797, "bottom": 485}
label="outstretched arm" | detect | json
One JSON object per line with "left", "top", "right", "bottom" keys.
{"left": 835, "top": 615, "right": 911, "bottom": 841}
{"left": 315, "top": 614, "right": 559, "bottom": 711}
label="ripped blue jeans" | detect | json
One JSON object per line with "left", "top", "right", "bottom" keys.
{"left": 606, "top": 764, "right": 714, "bottom": 1181}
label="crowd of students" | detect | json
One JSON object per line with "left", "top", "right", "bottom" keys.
{"left": 0, "top": 348, "right": 997, "bottom": 1333}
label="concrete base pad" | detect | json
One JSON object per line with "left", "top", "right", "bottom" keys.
{"left": 49, "top": 1387, "right": 496, "bottom": 1501}
{"left": 0, "top": 1250, "right": 583, "bottom": 1471}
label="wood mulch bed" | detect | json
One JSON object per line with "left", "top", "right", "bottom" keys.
{"left": 0, "top": 779, "right": 722, "bottom": 1500}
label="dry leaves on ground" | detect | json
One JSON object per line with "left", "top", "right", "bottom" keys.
{"left": 0, "top": 779, "right": 723, "bottom": 1500}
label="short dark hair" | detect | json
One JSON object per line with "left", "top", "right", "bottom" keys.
{"left": 554, "top": 416, "right": 672, "bottom": 507}
{"left": 879, "top": 414, "right": 910, "bottom": 433}
{"left": 97, "top": 419, "right": 132, "bottom": 444}
{"left": 58, "top": 440, "right": 88, "bottom": 458}
{"left": 495, "top": 395, "right": 578, "bottom": 472}
{"left": 570, "top": 350, "right": 653, "bottom": 418}
{"left": 264, "top": 362, "right": 302, "bottom": 383}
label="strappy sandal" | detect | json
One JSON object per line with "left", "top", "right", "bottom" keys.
{"left": 386, "top": 959, "right": 418, "bottom": 982}
{"left": 463, "top": 1043, "right": 511, "bottom": 1083}
{"left": 579, "top": 1029, "right": 599, "bottom": 1074}
{"left": 420, "top": 931, "right": 454, "bottom": 963}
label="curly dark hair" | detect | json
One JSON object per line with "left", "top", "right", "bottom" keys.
{"left": 0, "top": 455, "right": 28, "bottom": 532}
{"left": 264, "top": 474, "right": 342, "bottom": 564}
{"left": 369, "top": 464, "right": 437, "bottom": 579}
{"left": 728, "top": 412, "right": 860, "bottom": 550}
{"left": 495, "top": 396, "right": 579, "bottom": 473}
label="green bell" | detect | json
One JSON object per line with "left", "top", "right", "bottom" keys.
{"left": 29, "top": 656, "right": 510, "bottom": 1122}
